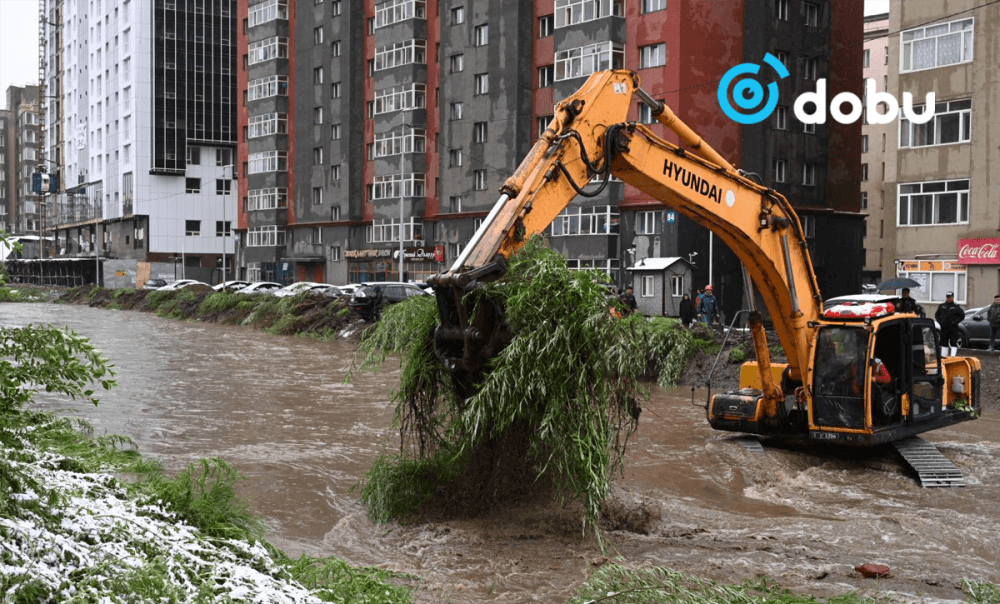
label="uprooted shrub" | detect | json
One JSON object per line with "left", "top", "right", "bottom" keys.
{"left": 351, "top": 236, "right": 696, "bottom": 542}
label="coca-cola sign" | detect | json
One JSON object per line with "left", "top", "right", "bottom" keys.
{"left": 958, "top": 238, "right": 1000, "bottom": 264}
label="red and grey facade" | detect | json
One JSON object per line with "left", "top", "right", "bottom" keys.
{"left": 236, "top": 0, "right": 863, "bottom": 314}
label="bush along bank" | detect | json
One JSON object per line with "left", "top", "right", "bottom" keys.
{"left": 55, "top": 285, "right": 366, "bottom": 341}
{"left": 0, "top": 322, "right": 413, "bottom": 603}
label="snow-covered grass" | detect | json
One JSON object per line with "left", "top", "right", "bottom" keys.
{"left": 0, "top": 411, "right": 413, "bottom": 603}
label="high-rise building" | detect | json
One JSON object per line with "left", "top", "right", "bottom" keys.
{"left": 43, "top": 0, "right": 237, "bottom": 283}
{"left": 885, "top": 0, "right": 1000, "bottom": 314}
{"left": 237, "top": 0, "right": 863, "bottom": 315}
{"left": 3, "top": 86, "right": 42, "bottom": 241}
{"left": 860, "top": 12, "right": 890, "bottom": 287}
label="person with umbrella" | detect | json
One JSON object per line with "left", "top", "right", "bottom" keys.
{"left": 897, "top": 287, "right": 920, "bottom": 315}
{"left": 935, "top": 291, "right": 965, "bottom": 357}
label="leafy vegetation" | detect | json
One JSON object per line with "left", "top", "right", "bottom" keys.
{"left": 352, "top": 237, "right": 700, "bottom": 542}
{"left": 0, "top": 286, "right": 47, "bottom": 302}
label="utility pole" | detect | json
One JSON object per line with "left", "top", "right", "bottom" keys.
{"left": 399, "top": 123, "right": 407, "bottom": 282}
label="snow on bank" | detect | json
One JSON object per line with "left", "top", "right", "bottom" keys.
{"left": 1, "top": 440, "right": 321, "bottom": 603}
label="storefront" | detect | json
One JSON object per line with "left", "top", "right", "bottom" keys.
{"left": 345, "top": 246, "right": 445, "bottom": 283}
{"left": 897, "top": 259, "right": 967, "bottom": 305}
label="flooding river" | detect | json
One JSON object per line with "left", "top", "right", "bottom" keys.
{"left": 6, "top": 303, "right": 999, "bottom": 602}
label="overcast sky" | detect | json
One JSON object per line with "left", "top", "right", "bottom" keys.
{"left": 1, "top": 0, "right": 893, "bottom": 108}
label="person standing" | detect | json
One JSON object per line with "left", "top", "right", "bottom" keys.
{"left": 987, "top": 294, "right": 1000, "bottom": 351}
{"left": 935, "top": 292, "right": 965, "bottom": 356}
{"left": 621, "top": 286, "right": 638, "bottom": 314}
{"left": 897, "top": 288, "right": 919, "bottom": 314}
{"left": 697, "top": 284, "right": 719, "bottom": 324}
{"left": 679, "top": 293, "right": 695, "bottom": 327}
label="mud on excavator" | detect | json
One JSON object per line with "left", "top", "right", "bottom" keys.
{"left": 426, "top": 70, "right": 980, "bottom": 454}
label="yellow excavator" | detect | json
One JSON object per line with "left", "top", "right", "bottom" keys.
{"left": 427, "top": 70, "right": 980, "bottom": 452}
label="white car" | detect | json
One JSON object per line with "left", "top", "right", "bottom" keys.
{"left": 160, "top": 279, "right": 206, "bottom": 291}
{"left": 213, "top": 280, "right": 251, "bottom": 292}
{"left": 274, "top": 282, "right": 344, "bottom": 298}
{"left": 236, "top": 281, "right": 283, "bottom": 295}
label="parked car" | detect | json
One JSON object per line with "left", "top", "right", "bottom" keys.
{"left": 142, "top": 278, "right": 168, "bottom": 290}
{"left": 274, "top": 282, "right": 344, "bottom": 298}
{"left": 213, "top": 280, "right": 251, "bottom": 292}
{"left": 958, "top": 306, "right": 990, "bottom": 348}
{"left": 159, "top": 279, "right": 205, "bottom": 291}
{"left": 235, "top": 281, "right": 283, "bottom": 295}
{"left": 338, "top": 283, "right": 362, "bottom": 297}
{"left": 349, "top": 282, "right": 430, "bottom": 321}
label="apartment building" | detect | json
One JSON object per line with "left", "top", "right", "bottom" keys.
{"left": 885, "top": 0, "right": 1000, "bottom": 313}
{"left": 43, "top": 0, "right": 237, "bottom": 284}
{"left": 2, "top": 87, "right": 42, "bottom": 240}
{"left": 238, "top": 0, "right": 863, "bottom": 317}
{"left": 860, "top": 12, "right": 890, "bottom": 286}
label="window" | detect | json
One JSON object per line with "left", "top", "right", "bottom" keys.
{"left": 370, "top": 218, "right": 424, "bottom": 242}
{"left": 802, "top": 215, "right": 816, "bottom": 238}
{"left": 332, "top": 40, "right": 342, "bottom": 56}
{"left": 860, "top": 191, "right": 868, "bottom": 210}
{"left": 772, "top": 159, "right": 786, "bottom": 183}
{"left": 775, "top": 50, "right": 789, "bottom": 69}
{"left": 863, "top": 49, "right": 870, "bottom": 68}
{"left": 671, "top": 275, "right": 683, "bottom": 297}
{"left": 804, "top": 57, "right": 818, "bottom": 80}
{"left": 474, "top": 169, "right": 487, "bottom": 190}
{"left": 248, "top": 37, "right": 288, "bottom": 65}
{"left": 374, "top": 39, "right": 426, "bottom": 71}
{"left": 473, "top": 217, "right": 484, "bottom": 232}
{"left": 373, "top": 128, "right": 426, "bottom": 157}
{"left": 216, "top": 180, "right": 232, "bottom": 195}
{"left": 638, "top": 103, "right": 655, "bottom": 124}
{"left": 555, "top": 42, "right": 625, "bottom": 81}
{"left": 216, "top": 221, "right": 231, "bottom": 237}
{"left": 898, "top": 178, "right": 969, "bottom": 226}
{"left": 185, "top": 178, "right": 200, "bottom": 193}
{"left": 537, "top": 115, "right": 554, "bottom": 137}
{"left": 448, "top": 196, "right": 462, "bottom": 213}
{"left": 331, "top": 245, "right": 341, "bottom": 261}
{"left": 185, "top": 220, "right": 201, "bottom": 236}
{"left": 449, "top": 148, "right": 463, "bottom": 167}
{"left": 642, "top": 0, "right": 666, "bottom": 13}
{"left": 474, "top": 73, "right": 488, "bottom": 95}
{"left": 804, "top": 2, "right": 818, "bottom": 26}
{"left": 450, "top": 54, "right": 464, "bottom": 73}
{"left": 862, "top": 135, "right": 869, "bottom": 153}
{"left": 861, "top": 163, "right": 868, "bottom": 181}
{"left": 451, "top": 6, "right": 464, "bottom": 24}
{"left": 637, "top": 211, "right": 659, "bottom": 235}
{"left": 374, "top": 83, "right": 426, "bottom": 114}
{"left": 247, "top": 75, "right": 289, "bottom": 100}
{"left": 371, "top": 173, "right": 426, "bottom": 200}
{"left": 314, "top": 107, "right": 323, "bottom": 124}
{"left": 313, "top": 147, "right": 324, "bottom": 165}
{"left": 539, "top": 14, "right": 554, "bottom": 37}
{"left": 801, "top": 163, "right": 817, "bottom": 186}
{"left": 474, "top": 121, "right": 488, "bottom": 143}
{"left": 248, "top": 0, "right": 288, "bottom": 27}
{"left": 312, "top": 187, "right": 323, "bottom": 205}
{"left": 549, "top": 205, "right": 619, "bottom": 236}
{"left": 217, "top": 149, "right": 232, "bottom": 167}
{"left": 332, "top": 165, "right": 341, "bottom": 181}
{"left": 555, "top": 0, "right": 623, "bottom": 28}
{"left": 313, "top": 26, "right": 324, "bottom": 44}
{"left": 450, "top": 102, "right": 463, "bottom": 120}
{"left": 776, "top": 0, "right": 788, "bottom": 20}
{"left": 641, "top": 275, "right": 655, "bottom": 298}
{"left": 246, "top": 225, "right": 286, "bottom": 247}
{"left": 314, "top": 67, "right": 324, "bottom": 84}
{"left": 246, "top": 188, "right": 288, "bottom": 210}
{"left": 901, "top": 17, "right": 973, "bottom": 73}
{"left": 804, "top": 122, "right": 815, "bottom": 134}
{"left": 775, "top": 106, "right": 787, "bottom": 130}
{"left": 187, "top": 146, "right": 201, "bottom": 165}
{"left": 331, "top": 206, "right": 341, "bottom": 220}
{"left": 247, "top": 113, "right": 288, "bottom": 138}
{"left": 640, "top": 43, "right": 666, "bottom": 69}
{"left": 899, "top": 99, "right": 971, "bottom": 148}
{"left": 313, "top": 227, "right": 323, "bottom": 244}
{"left": 248, "top": 151, "right": 288, "bottom": 173}
{"left": 330, "top": 124, "right": 341, "bottom": 140}
{"left": 885, "top": 46, "right": 889, "bottom": 64}
{"left": 538, "top": 65, "right": 554, "bottom": 87}
{"left": 374, "top": 0, "right": 426, "bottom": 28}
{"left": 332, "top": 82, "right": 342, "bottom": 98}
{"left": 474, "top": 24, "right": 488, "bottom": 46}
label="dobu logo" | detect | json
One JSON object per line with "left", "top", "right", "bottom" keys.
{"left": 718, "top": 55, "right": 937, "bottom": 126}
{"left": 717, "top": 53, "right": 789, "bottom": 125}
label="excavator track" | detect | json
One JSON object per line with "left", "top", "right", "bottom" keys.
{"left": 892, "top": 437, "right": 965, "bottom": 488}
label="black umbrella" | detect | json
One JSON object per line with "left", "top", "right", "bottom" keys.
{"left": 877, "top": 277, "right": 921, "bottom": 291}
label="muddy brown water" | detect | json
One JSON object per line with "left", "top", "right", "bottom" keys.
{"left": 6, "top": 303, "right": 1000, "bottom": 603}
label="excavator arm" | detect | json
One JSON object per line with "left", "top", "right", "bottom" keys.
{"left": 428, "top": 70, "right": 822, "bottom": 405}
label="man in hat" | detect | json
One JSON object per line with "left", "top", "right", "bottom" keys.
{"left": 987, "top": 294, "right": 1000, "bottom": 351}
{"left": 697, "top": 284, "right": 719, "bottom": 324}
{"left": 897, "top": 287, "right": 920, "bottom": 315}
{"left": 935, "top": 292, "right": 965, "bottom": 356}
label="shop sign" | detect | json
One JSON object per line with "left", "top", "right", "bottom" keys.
{"left": 392, "top": 246, "right": 444, "bottom": 262}
{"left": 345, "top": 249, "right": 392, "bottom": 259}
{"left": 900, "top": 260, "right": 966, "bottom": 272}
{"left": 958, "top": 238, "right": 1000, "bottom": 265}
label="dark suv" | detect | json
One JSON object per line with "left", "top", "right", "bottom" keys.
{"left": 349, "top": 282, "right": 430, "bottom": 321}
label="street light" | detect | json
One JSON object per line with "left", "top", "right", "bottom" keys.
{"left": 223, "top": 164, "right": 232, "bottom": 285}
